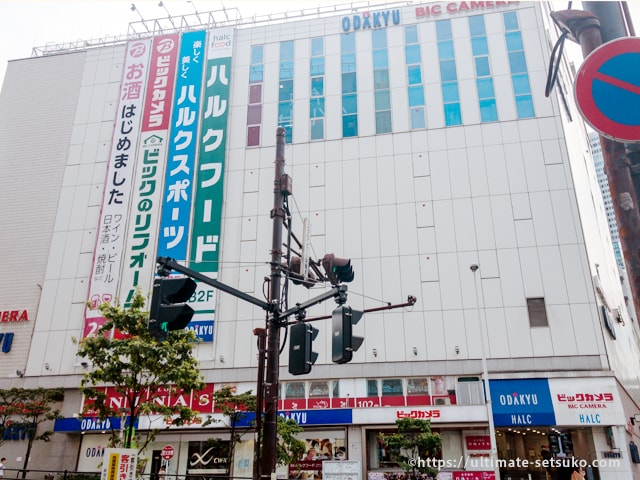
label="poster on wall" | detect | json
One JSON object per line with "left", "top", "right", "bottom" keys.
{"left": 100, "top": 448, "right": 138, "bottom": 480}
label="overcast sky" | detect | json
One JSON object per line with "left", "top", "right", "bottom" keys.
{"left": 0, "top": 1, "right": 637, "bottom": 86}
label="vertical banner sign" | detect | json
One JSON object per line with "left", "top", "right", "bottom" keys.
{"left": 120, "top": 34, "right": 180, "bottom": 307}
{"left": 84, "top": 40, "right": 152, "bottom": 338}
{"left": 157, "top": 30, "right": 207, "bottom": 262}
{"left": 100, "top": 448, "right": 137, "bottom": 480}
{"left": 186, "top": 27, "right": 234, "bottom": 340}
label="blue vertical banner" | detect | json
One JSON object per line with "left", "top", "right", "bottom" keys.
{"left": 157, "top": 30, "right": 207, "bottom": 262}
{"left": 489, "top": 379, "right": 556, "bottom": 427}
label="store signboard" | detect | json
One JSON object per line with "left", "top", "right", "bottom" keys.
{"left": 351, "top": 404, "right": 487, "bottom": 424}
{"left": 548, "top": 377, "right": 625, "bottom": 426}
{"left": 489, "top": 379, "right": 555, "bottom": 426}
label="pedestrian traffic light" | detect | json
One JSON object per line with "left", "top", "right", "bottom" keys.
{"left": 288, "top": 322, "right": 319, "bottom": 375}
{"left": 548, "top": 433, "right": 560, "bottom": 454}
{"left": 332, "top": 306, "right": 363, "bottom": 364}
{"left": 560, "top": 433, "right": 573, "bottom": 454}
{"left": 148, "top": 277, "right": 197, "bottom": 339}
{"left": 321, "top": 254, "right": 354, "bottom": 285}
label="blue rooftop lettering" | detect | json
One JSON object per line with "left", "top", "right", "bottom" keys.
{"left": 341, "top": 9, "right": 400, "bottom": 32}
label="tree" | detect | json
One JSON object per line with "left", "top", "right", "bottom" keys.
{"left": 0, "top": 387, "right": 64, "bottom": 477}
{"left": 379, "top": 418, "right": 442, "bottom": 479}
{"left": 275, "top": 416, "right": 306, "bottom": 466}
{"left": 75, "top": 289, "right": 205, "bottom": 453}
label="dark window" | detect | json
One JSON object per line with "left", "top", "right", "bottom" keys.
{"left": 285, "top": 382, "right": 306, "bottom": 398}
{"left": 247, "top": 126, "right": 260, "bottom": 146}
{"left": 527, "top": 297, "right": 548, "bottom": 327}
{"left": 249, "top": 84, "right": 262, "bottom": 104}
{"left": 382, "top": 379, "right": 403, "bottom": 396}
{"left": 367, "top": 379, "right": 378, "bottom": 396}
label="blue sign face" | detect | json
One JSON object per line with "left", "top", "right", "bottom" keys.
{"left": 489, "top": 379, "right": 556, "bottom": 426}
{"left": 233, "top": 409, "right": 352, "bottom": 428}
{"left": 54, "top": 417, "right": 138, "bottom": 432}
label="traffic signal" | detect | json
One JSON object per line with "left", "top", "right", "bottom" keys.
{"left": 321, "top": 254, "right": 354, "bottom": 285}
{"left": 288, "top": 322, "right": 319, "bottom": 375}
{"left": 285, "top": 256, "right": 316, "bottom": 289}
{"left": 548, "top": 433, "right": 560, "bottom": 454}
{"left": 560, "top": 433, "right": 573, "bottom": 454}
{"left": 148, "top": 277, "right": 197, "bottom": 339}
{"left": 332, "top": 306, "right": 363, "bottom": 364}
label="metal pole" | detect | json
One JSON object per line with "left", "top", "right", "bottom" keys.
{"left": 253, "top": 327, "right": 267, "bottom": 480}
{"left": 470, "top": 265, "right": 499, "bottom": 478}
{"left": 551, "top": 6, "right": 640, "bottom": 326}
{"left": 261, "top": 127, "right": 287, "bottom": 479}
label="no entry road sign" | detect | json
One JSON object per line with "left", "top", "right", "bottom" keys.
{"left": 575, "top": 37, "right": 640, "bottom": 142}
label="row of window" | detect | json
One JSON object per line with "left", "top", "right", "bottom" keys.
{"left": 246, "top": 12, "right": 534, "bottom": 146}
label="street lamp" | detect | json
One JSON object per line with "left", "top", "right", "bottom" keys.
{"left": 470, "top": 264, "right": 500, "bottom": 478}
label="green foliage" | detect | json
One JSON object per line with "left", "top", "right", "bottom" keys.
{"left": 276, "top": 417, "right": 306, "bottom": 466}
{"left": 379, "top": 418, "right": 442, "bottom": 478}
{"left": 75, "top": 289, "right": 205, "bottom": 452}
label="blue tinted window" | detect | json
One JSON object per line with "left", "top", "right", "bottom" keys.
{"left": 505, "top": 31, "right": 523, "bottom": 51}
{"left": 373, "top": 50, "right": 389, "bottom": 69}
{"left": 372, "top": 29, "right": 387, "bottom": 49}
{"left": 311, "top": 77, "right": 324, "bottom": 96}
{"left": 475, "top": 56, "right": 490, "bottom": 76}
{"left": 411, "top": 107, "right": 425, "bottom": 129}
{"left": 516, "top": 95, "right": 534, "bottom": 118}
{"left": 279, "top": 80, "right": 293, "bottom": 101}
{"left": 310, "top": 98, "right": 325, "bottom": 118}
{"left": 479, "top": 98, "right": 498, "bottom": 122}
{"left": 408, "top": 65, "right": 422, "bottom": 85}
{"left": 469, "top": 15, "right": 485, "bottom": 36}
{"left": 408, "top": 85, "right": 425, "bottom": 106}
{"left": 343, "top": 114, "right": 358, "bottom": 137}
{"left": 440, "top": 60, "right": 457, "bottom": 82}
{"left": 375, "top": 90, "right": 390, "bottom": 110}
{"left": 251, "top": 45, "right": 263, "bottom": 64}
{"left": 405, "top": 25, "right": 418, "bottom": 44}
{"left": 376, "top": 111, "right": 392, "bottom": 134}
{"left": 374, "top": 70, "right": 389, "bottom": 89}
{"left": 283, "top": 125, "right": 292, "bottom": 144}
{"left": 310, "top": 57, "right": 324, "bottom": 75}
{"left": 311, "top": 118, "right": 324, "bottom": 140}
{"left": 342, "top": 72, "right": 357, "bottom": 93}
{"left": 342, "top": 94, "right": 358, "bottom": 114}
{"left": 477, "top": 78, "right": 494, "bottom": 99}
{"left": 504, "top": 12, "right": 519, "bottom": 31}
{"left": 280, "top": 41, "right": 294, "bottom": 61}
{"left": 342, "top": 53, "right": 357, "bottom": 72}
{"left": 311, "top": 37, "right": 323, "bottom": 56}
{"left": 278, "top": 102, "right": 292, "bottom": 122}
{"left": 341, "top": 33, "right": 356, "bottom": 53}
{"left": 438, "top": 40, "right": 454, "bottom": 59}
{"left": 508, "top": 51, "right": 527, "bottom": 73}
{"left": 280, "top": 61, "right": 294, "bottom": 79}
{"left": 512, "top": 74, "right": 531, "bottom": 95}
{"left": 405, "top": 44, "right": 421, "bottom": 64}
{"left": 249, "top": 65, "right": 263, "bottom": 83}
{"left": 442, "top": 82, "right": 459, "bottom": 102}
{"left": 436, "top": 20, "right": 452, "bottom": 40}
{"left": 444, "top": 102, "right": 462, "bottom": 126}
{"left": 471, "top": 37, "right": 488, "bottom": 56}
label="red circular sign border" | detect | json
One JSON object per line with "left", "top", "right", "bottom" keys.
{"left": 575, "top": 37, "right": 640, "bottom": 142}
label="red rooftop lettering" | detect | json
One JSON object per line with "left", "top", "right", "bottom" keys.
{"left": 1, "top": 310, "right": 29, "bottom": 322}
{"left": 416, "top": 1, "right": 519, "bottom": 18}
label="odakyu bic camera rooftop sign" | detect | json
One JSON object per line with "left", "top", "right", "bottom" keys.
{"left": 341, "top": 2, "right": 519, "bottom": 32}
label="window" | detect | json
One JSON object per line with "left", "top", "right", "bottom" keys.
{"left": 504, "top": 11, "right": 534, "bottom": 118}
{"left": 527, "top": 297, "right": 548, "bottom": 327}
{"left": 437, "top": 19, "right": 461, "bottom": 126}
{"left": 309, "top": 381, "right": 329, "bottom": 397}
{"left": 247, "top": 45, "right": 264, "bottom": 146}
{"left": 372, "top": 28, "right": 391, "bottom": 134}
{"left": 405, "top": 25, "right": 426, "bottom": 130}
{"left": 285, "top": 382, "right": 305, "bottom": 399}
{"left": 456, "top": 377, "right": 484, "bottom": 405}
{"left": 381, "top": 379, "right": 403, "bottom": 396}
{"left": 279, "top": 41, "right": 295, "bottom": 143}
{"left": 469, "top": 15, "right": 497, "bottom": 122}
{"left": 407, "top": 378, "right": 430, "bottom": 395}
{"left": 367, "top": 379, "right": 379, "bottom": 396}
{"left": 310, "top": 37, "right": 325, "bottom": 140}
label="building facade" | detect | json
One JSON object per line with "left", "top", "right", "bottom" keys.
{"left": 1, "top": 1, "right": 640, "bottom": 479}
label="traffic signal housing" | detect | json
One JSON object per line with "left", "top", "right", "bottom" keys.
{"left": 332, "top": 306, "right": 363, "bottom": 364}
{"left": 322, "top": 254, "right": 354, "bottom": 285}
{"left": 148, "top": 277, "right": 197, "bottom": 339}
{"left": 288, "top": 322, "right": 319, "bottom": 375}
{"left": 285, "top": 256, "right": 316, "bottom": 289}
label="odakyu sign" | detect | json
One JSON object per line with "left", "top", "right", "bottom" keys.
{"left": 341, "top": 9, "right": 401, "bottom": 32}
{"left": 489, "top": 378, "right": 556, "bottom": 426}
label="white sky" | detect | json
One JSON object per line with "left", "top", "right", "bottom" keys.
{"left": 0, "top": 1, "right": 638, "bottom": 85}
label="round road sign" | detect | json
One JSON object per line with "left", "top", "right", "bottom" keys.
{"left": 161, "top": 445, "right": 175, "bottom": 460}
{"left": 575, "top": 37, "right": 640, "bottom": 142}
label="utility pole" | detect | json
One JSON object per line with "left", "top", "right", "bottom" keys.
{"left": 253, "top": 327, "right": 267, "bottom": 480}
{"left": 550, "top": 4, "right": 640, "bottom": 323}
{"left": 261, "top": 126, "right": 288, "bottom": 479}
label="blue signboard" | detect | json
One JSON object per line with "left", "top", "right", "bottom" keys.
{"left": 234, "top": 409, "right": 352, "bottom": 428}
{"left": 490, "top": 379, "right": 556, "bottom": 426}
{"left": 54, "top": 416, "right": 138, "bottom": 432}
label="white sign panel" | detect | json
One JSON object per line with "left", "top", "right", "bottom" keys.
{"left": 548, "top": 377, "right": 625, "bottom": 426}
{"left": 101, "top": 448, "right": 138, "bottom": 480}
{"left": 351, "top": 404, "right": 487, "bottom": 424}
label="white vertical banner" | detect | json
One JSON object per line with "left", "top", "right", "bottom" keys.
{"left": 100, "top": 448, "right": 138, "bottom": 480}
{"left": 84, "top": 39, "right": 152, "bottom": 337}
